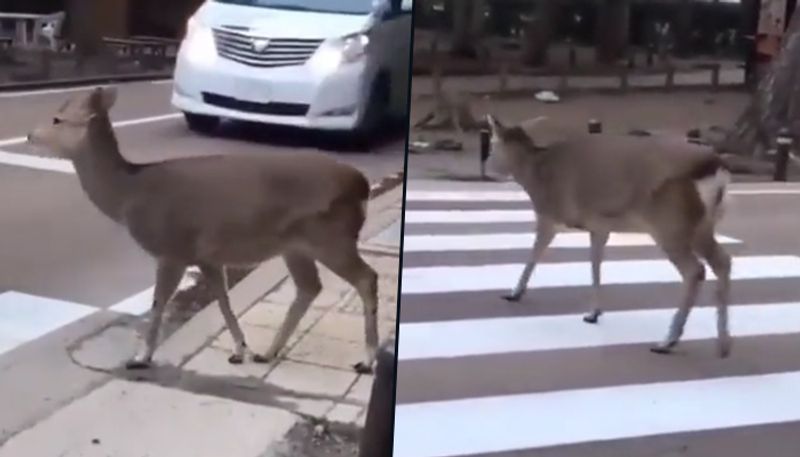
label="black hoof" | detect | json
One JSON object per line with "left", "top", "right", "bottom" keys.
{"left": 125, "top": 360, "right": 151, "bottom": 370}
{"left": 502, "top": 293, "right": 521, "bottom": 302}
{"left": 650, "top": 345, "right": 675, "bottom": 355}
{"left": 353, "top": 362, "right": 374, "bottom": 374}
{"left": 228, "top": 354, "right": 244, "bottom": 365}
{"left": 583, "top": 314, "right": 600, "bottom": 324}
{"left": 252, "top": 354, "right": 273, "bottom": 364}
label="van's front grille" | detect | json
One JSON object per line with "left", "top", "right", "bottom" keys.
{"left": 202, "top": 92, "right": 309, "bottom": 116}
{"left": 212, "top": 27, "right": 323, "bottom": 68}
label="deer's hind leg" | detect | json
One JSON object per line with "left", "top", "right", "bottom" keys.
{"left": 694, "top": 224, "right": 733, "bottom": 358}
{"left": 254, "top": 252, "right": 322, "bottom": 364}
{"left": 314, "top": 240, "right": 379, "bottom": 374}
{"left": 584, "top": 230, "right": 610, "bottom": 324}
{"left": 648, "top": 182, "right": 707, "bottom": 355}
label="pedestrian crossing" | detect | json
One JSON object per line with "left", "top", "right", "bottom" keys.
{"left": 394, "top": 180, "right": 800, "bottom": 457}
{"left": 0, "top": 272, "right": 198, "bottom": 359}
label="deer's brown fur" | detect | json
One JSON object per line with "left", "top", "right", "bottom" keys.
{"left": 486, "top": 114, "right": 733, "bottom": 358}
{"left": 27, "top": 87, "right": 380, "bottom": 373}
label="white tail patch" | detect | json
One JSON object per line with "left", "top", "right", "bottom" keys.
{"left": 694, "top": 167, "right": 731, "bottom": 223}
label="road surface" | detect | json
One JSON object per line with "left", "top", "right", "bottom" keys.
{"left": 0, "top": 79, "right": 405, "bottom": 443}
{"left": 395, "top": 178, "right": 800, "bottom": 457}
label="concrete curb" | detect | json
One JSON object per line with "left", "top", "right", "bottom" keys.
{"left": 0, "top": 72, "right": 172, "bottom": 92}
{"left": 155, "top": 178, "right": 405, "bottom": 370}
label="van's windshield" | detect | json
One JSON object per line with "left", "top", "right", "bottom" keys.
{"left": 213, "top": 0, "right": 376, "bottom": 15}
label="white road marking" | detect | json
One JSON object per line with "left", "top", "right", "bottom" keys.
{"left": 0, "top": 113, "right": 182, "bottom": 173}
{"left": 403, "top": 232, "right": 740, "bottom": 252}
{"left": 0, "top": 79, "right": 174, "bottom": 98}
{"left": 0, "top": 149, "right": 74, "bottom": 174}
{"left": 401, "top": 255, "right": 800, "bottom": 294}
{"left": 394, "top": 370, "right": 800, "bottom": 457}
{"left": 406, "top": 188, "right": 800, "bottom": 202}
{"left": 398, "top": 301, "right": 800, "bottom": 360}
{"left": 112, "top": 113, "right": 181, "bottom": 128}
{"left": 0, "top": 291, "right": 96, "bottom": 355}
{"left": 0, "top": 85, "right": 102, "bottom": 98}
{"left": 404, "top": 210, "right": 536, "bottom": 224}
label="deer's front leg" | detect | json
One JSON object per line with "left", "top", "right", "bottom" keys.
{"left": 126, "top": 261, "right": 187, "bottom": 370}
{"left": 503, "top": 218, "right": 556, "bottom": 302}
{"left": 201, "top": 265, "right": 249, "bottom": 364}
{"left": 583, "top": 230, "right": 610, "bottom": 324}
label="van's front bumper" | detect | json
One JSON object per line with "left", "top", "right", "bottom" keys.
{"left": 171, "top": 44, "right": 368, "bottom": 131}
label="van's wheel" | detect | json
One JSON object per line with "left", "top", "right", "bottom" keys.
{"left": 184, "top": 112, "right": 220, "bottom": 134}
{"left": 352, "top": 74, "right": 390, "bottom": 150}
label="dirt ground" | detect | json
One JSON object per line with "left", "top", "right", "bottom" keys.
{"left": 263, "top": 421, "right": 360, "bottom": 457}
{"left": 407, "top": 89, "right": 751, "bottom": 180}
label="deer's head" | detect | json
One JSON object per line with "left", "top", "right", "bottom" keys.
{"left": 486, "top": 114, "right": 563, "bottom": 176}
{"left": 27, "top": 86, "right": 118, "bottom": 158}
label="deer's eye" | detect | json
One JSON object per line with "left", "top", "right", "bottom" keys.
{"left": 53, "top": 117, "right": 62, "bottom": 125}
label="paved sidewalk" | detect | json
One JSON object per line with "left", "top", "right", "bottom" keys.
{"left": 0, "top": 184, "right": 403, "bottom": 457}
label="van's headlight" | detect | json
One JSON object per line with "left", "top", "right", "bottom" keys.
{"left": 183, "top": 16, "right": 216, "bottom": 65}
{"left": 310, "top": 32, "right": 370, "bottom": 73}
{"left": 341, "top": 33, "right": 369, "bottom": 62}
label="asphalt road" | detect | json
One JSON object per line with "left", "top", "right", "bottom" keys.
{"left": 0, "top": 79, "right": 406, "bottom": 443}
{"left": 394, "top": 178, "right": 800, "bottom": 457}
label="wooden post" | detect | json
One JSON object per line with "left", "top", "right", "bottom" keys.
{"left": 619, "top": 66, "right": 629, "bottom": 92}
{"left": 665, "top": 65, "right": 675, "bottom": 90}
{"left": 710, "top": 63, "right": 721, "bottom": 89}
{"left": 498, "top": 60, "right": 509, "bottom": 93}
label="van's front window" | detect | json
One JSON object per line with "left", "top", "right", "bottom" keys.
{"left": 214, "top": 0, "right": 375, "bottom": 15}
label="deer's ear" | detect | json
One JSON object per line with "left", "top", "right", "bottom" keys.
{"left": 520, "top": 116, "right": 565, "bottom": 150}
{"left": 486, "top": 115, "right": 505, "bottom": 136}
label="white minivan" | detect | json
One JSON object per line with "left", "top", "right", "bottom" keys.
{"left": 171, "top": 0, "right": 413, "bottom": 138}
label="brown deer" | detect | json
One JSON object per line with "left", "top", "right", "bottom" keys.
{"left": 485, "top": 114, "right": 733, "bottom": 358}
{"left": 27, "top": 87, "right": 380, "bottom": 374}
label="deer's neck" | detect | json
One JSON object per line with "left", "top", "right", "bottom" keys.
{"left": 72, "top": 118, "right": 136, "bottom": 223}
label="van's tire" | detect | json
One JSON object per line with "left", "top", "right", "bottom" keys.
{"left": 184, "top": 112, "right": 220, "bottom": 134}
{"left": 352, "top": 74, "right": 390, "bottom": 150}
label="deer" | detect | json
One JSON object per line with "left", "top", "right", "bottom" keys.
{"left": 26, "top": 87, "right": 380, "bottom": 374}
{"left": 485, "top": 114, "right": 733, "bottom": 358}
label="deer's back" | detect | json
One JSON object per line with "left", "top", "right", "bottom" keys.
{"left": 121, "top": 152, "right": 369, "bottom": 262}
{"left": 522, "top": 133, "right": 723, "bottom": 230}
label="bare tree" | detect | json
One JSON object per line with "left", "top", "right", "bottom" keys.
{"left": 521, "top": 0, "right": 560, "bottom": 67}
{"left": 721, "top": 6, "right": 800, "bottom": 157}
{"left": 449, "top": 0, "right": 484, "bottom": 58}
{"left": 594, "top": 0, "right": 631, "bottom": 65}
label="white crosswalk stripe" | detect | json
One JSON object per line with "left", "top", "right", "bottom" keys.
{"left": 0, "top": 271, "right": 199, "bottom": 358}
{"left": 396, "top": 180, "right": 800, "bottom": 457}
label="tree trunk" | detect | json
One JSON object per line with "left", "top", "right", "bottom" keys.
{"left": 521, "top": 0, "right": 559, "bottom": 67}
{"left": 721, "top": 5, "right": 800, "bottom": 157}
{"left": 450, "top": 0, "right": 480, "bottom": 58}
{"left": 595, "top": 0, "right": 631, "bottom": 65}
{"left": 674, "top": 0, "right": 694, "bottom": 57}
